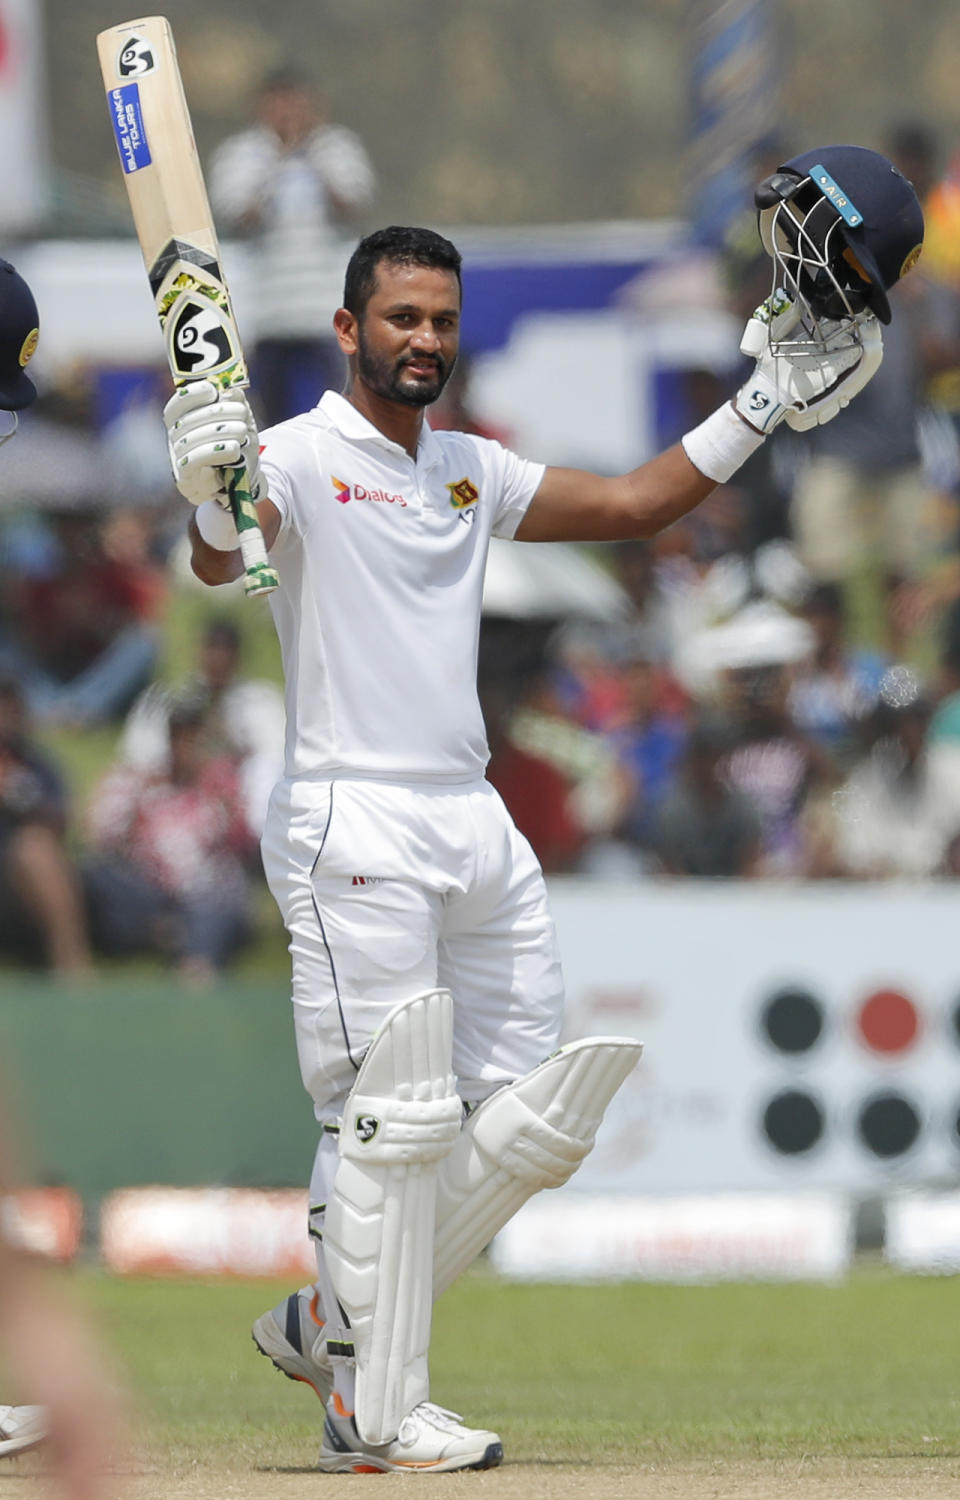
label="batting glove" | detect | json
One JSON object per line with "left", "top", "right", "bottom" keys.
{"left": 734, "top": 290, "right": 883, "bottom": 435}
{"left": 163, "top": 379, "right": 263, "bottom": 507}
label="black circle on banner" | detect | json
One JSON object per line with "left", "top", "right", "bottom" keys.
{"left": 856, "top": 1091, "right": 921, "bottom": 1158}
{"left": 760, "top": 988, "right": 825, "bottom": 1054}
{"left": 761, "top": 1089, "right": 825, "bottom": 1155}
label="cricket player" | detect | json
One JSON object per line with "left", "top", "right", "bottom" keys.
{"left": 0, "top": 260, "right": 122, "bottom": 1498}
{"left": 164, "top": 148, "right": 923, "bottom": 1472}
{"left": 0, "top": 256, "right": 49, "bottom": 1466}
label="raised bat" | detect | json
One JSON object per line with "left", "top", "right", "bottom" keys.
{"left": 96, "top": 15, "right": 278, "bottom": 597}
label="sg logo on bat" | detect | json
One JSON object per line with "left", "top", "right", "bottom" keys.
{"left": 155, "top": 265, "right": 247, "bottom": 385}
{"left": 116, "top": 33, "right": 156, "bottom": 77}
{"left": 171, "top": 298, "right": 235, "bottom": 377}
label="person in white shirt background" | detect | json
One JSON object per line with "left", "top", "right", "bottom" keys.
{"left": 210, "top": 67, "right": 377, "bottom": 428}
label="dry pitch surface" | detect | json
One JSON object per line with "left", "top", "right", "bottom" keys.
{"left": 5, "top": 1455, "right": 960, "bottom": 1499}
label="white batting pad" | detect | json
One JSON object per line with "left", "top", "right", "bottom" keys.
{"left": 433, "top": 1036, "right": 642, "bottom": 1296}
{"left": 323, "top": 990, "right": 461, "bottom": 1445}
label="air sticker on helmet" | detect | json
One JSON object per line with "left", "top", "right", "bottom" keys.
{"left": 810, "top": 165, "right": 863, "bottom": 227}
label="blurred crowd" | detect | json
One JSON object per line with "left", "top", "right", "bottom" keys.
{"left": 5, "top": 107, "right": 960, "bottom": 984}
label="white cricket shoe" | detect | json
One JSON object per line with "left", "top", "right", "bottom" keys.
{"left": 251, "top": 1286, "right": 333, "bottom": 1403}
{"left": 0, "top": 1405, "right": 48, "bottom": 1458}
{"left": 317, "top": 1397, "right": 503, "bottom": 1473}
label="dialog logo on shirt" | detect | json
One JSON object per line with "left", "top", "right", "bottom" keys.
{"left": 446, "top": 476, "right": 479, "bottom": 510}
{"left": 331, "top": 475, "right": 407, "bottom": 508}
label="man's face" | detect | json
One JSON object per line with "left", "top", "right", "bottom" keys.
{"left": 201, "top": 637, "right": 239, "bottom": 692}
{"left": 258, "top": 84, "right": 318, "bottom": 146}
{"left": 349, "top": 261, "right": 461, "bottom": 408}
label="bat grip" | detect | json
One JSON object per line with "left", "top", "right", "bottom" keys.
{"left": 226, "top": 462, "right": 278, "bottom": 597}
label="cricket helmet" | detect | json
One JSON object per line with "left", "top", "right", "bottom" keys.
{"left": 755, "top": 144, "right": 924, "bottom": 327}
{"left": 0, "top": 259, "right": 39, "bottom": 410}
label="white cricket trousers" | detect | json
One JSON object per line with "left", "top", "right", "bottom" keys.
{"left": 262, "top": 775, "right": 565, "bottom": 1384}
{"left": 261, "top": 775, "right": 566, "bottom": 1120}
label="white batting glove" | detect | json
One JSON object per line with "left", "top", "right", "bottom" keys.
{"left": 734, "top": 291, "right": 883, "bottom": 435}
{"left": 163, "top": 379, "right": 262, "bottom": 507}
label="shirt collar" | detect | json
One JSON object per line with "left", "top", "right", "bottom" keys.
{"left": 318, "top": 389, "right": 444, "bottom": 470}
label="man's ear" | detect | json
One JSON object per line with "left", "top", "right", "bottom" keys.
{"left": 333, "top": 307, "right": 358, "bottom": 356}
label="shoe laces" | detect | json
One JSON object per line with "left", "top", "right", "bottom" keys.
{"left": 401, "top": 1402, "right": 465, "bottom": 1440}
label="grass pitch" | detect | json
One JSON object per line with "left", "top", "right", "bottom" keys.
{"left": 61, "top": 1263, "right": 960, "bottom": 1473}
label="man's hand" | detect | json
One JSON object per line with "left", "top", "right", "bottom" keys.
{"left": 734, "top": 291, "right": 884, "bottom": 435}
{"left": 163, "top": 379, "right": 262, "bottom": 507}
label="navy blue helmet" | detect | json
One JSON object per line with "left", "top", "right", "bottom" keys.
{"left": 0, "top": 259, "right": 39, "bottom": 410}
{"left": 755, "top": 144, "right": 924, "bottom": 326}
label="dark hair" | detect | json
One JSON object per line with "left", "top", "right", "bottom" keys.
{"left": 886, "top": 120, "right": 938, "bottom": 167}
{"left": 257, "top": 66, "right": 312, "bottom": 97}
{"left": 203, "top": 616, "right": 242, "bottom": 652}
{"left": 343, "top": 226, "right": 462, "bottom": 318}
{"left": 803, "top": 582, "right": 844, "bottom": 618}
{"left": 167, "top": 690, "right": 208, "bottom": 733}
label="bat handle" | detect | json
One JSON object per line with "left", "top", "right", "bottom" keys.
{"left": 226, "top": 462, "right": 278, "bottom": 597}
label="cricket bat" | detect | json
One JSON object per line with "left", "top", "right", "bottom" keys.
{"left": 96, "top": 15, "right": 278, "bottom": 597}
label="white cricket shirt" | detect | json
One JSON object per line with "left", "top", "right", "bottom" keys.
{"left": 260, "top": 391, "right": 545, "bottom": 783}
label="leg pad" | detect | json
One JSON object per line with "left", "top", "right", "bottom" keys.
{"left": 433, "top": 1037, "right": 642, "bottom": 1296}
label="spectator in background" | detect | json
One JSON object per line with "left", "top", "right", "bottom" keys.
{"left": 889, "top": 123, "right": 960, "bottom": 462}
{"left": 120, "top": 614, "right": 284, "bottom": 837}
{"left": 652, "top": 715, "right": 761, "bottom": 877}
{"left": 787, "top": 271, "right": 954, "bottom": 655}
{"left": 550, "top": 620, "right": 634, "bottom": 733}
{"left": 0, "top": 677, "right": 91, "bottom": 978}
{"left": 642, "top": 486, "right": 803, "bottom": 692}
{"left": 481, "top": 677, "right": 587, "bottom": 874}
{"left": 427, "top": 352, "right": 510, "bottom": 443}
{"left": 210, "top": 67, "right": 376, "bottom": 427}
{"left": 787, "top": 583, "right": 888, "bottom": 768}
{"left": 604, "top": 635, "right": 688, "bottom": 857}
{"left": 929, "top": 598, "right": 960, "bottom": 745}
{"left": 83, "top": 696, "right": 256, "bottom": 985}
{"left": 788, "top": 126, "right": 960, "bottom": 656}
{"left": 607, "top": 540, "right": 675, "bottom": 667}
{"left": 716, "top": 660, "right": 839, "bottom": 876}
{"left": 505, "top": 662, "right": 635, "bottom": 866}
{"left": 831, "top": 667, "right": 960, "bottom": 878}
{"left": 0, "top": 507, "right": 164, "bottom": 729}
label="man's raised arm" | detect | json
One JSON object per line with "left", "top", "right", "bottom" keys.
{"left": 517, "top": 293, "right": 882, "bottom": 545}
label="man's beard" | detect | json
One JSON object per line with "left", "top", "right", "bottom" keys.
{"left": 356, "top": 325, "right": 454, "bottom": 408}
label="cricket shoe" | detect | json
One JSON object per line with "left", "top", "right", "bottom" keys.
{"left": 0, "top": 1405, "right": 48, "bottom": 1458}
{"left": 317, "top": 1396, "right": 504, "bottom": 1473}
{"left": 251, "top": 1286, "right": 333, "bottom": 1403}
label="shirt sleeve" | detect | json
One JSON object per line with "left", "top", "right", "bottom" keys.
{"left": 257, "top": 426, "right": 309, "bottom": 537}
{"left": 491, "top": 445, "right": 546, "bottom": 540}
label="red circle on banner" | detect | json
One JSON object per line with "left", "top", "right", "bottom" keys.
{"left": 856, "top": 989, "right": 920, "bottom": 1054}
